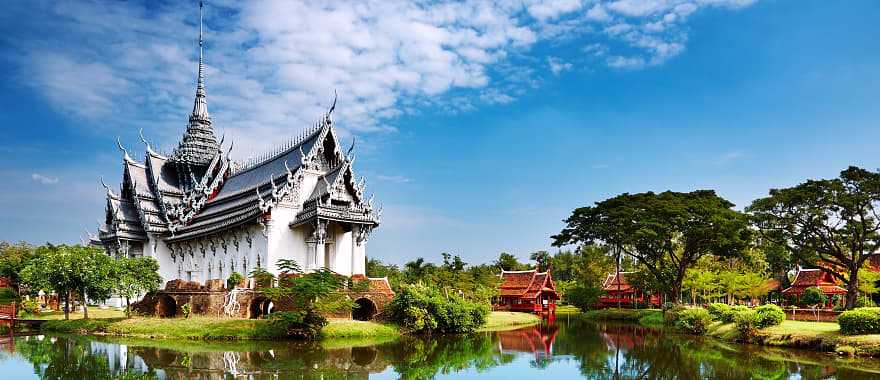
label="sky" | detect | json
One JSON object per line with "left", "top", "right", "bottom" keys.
{"left": 0, "top": 0, "right": 878, "bottom": 267}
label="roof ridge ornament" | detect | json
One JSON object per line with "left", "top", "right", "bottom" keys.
{"left": 138, "top": 129, "right": 158, "bottom": 155}
{"left": 117, "top": 137, "right": 133, "bottom": 162}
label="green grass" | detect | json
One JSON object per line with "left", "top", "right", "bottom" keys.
{"left": 40, "top": 315, "right": 400, "bottom": 342}
{"left": 703, "top": 319, "right": 880, "bottom": 357}
{"left": 555, "top": 305, "right": 581, "bottom": 314}
{"left": 24, "top": 308, "right": 125, "bottom": 320}
{"left": 41, "top": 316, "right": 286, "bottom": 340}
{"left": 478, "top": 311, "right": 541, "bottom": 331}
{"left": 319, "top": 319, "right": 400, "bottom": 339}
{"left": 582, "top": 308, "right": 662, "bottom": 325}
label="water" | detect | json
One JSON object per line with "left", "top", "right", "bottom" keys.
{"left": 1, "top": 316, "right": 878, "bottom": 379}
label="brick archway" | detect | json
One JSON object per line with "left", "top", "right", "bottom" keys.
{"left": 156, "top": 295, "right": 177, "bottom": 318}
{"left": 249, "top": 296, "right": 273, "bottom": 319}
{"left": 352, "top": 297, "right": 377, "bottom": 321}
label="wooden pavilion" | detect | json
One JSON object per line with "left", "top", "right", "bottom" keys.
{"left": 495, "top": 270, "right": 559, "bottom": 314}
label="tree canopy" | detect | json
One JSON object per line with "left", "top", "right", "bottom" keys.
{"left": 552, "top": 190, "right": 751, "bottom": 302}
{"left": 748, "top": 166, "right": 880, "bottom": 308}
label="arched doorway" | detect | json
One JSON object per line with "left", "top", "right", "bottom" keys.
{"left": 249, "top": 297, "right": 273, "bottom": 319}
{"left": 156, "top": 295, "right": 177, "bottom": 318}
{"left": 352, "top": 298, "right": 377, "bottom": 321}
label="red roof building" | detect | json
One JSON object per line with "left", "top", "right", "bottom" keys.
{"left": 495, "top": 270, "right": 559, "bottom": 314}
{"left": 781, "top": 268, "right": 846, "bottom": 299}
{"left": 598, "top": 272, "right": 660, "bottom": 309}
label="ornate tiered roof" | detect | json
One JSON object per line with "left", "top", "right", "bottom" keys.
{"left": 781, "top": 268, "right": 847, "bottom": 295}
{"left": 498, "top": 270, "right": 559, "bottom": 300}
{"left": 602, "top": 272, "right": 636, "bottom": 293}
{"left": 91, "top": 3, "right": 380, "bottom": 253}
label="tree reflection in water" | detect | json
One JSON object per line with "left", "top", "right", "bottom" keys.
{"left": 5, "top": 317, "right": 880, "bottom": 379}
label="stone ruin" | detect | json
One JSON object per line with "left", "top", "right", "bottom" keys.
{"left": 132, "top": 275, "right": 395, "bottom": 321}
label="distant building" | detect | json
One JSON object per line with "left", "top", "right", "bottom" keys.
{"left": 495, "top": 270, "right": 559, "bottom": 314}
{"left": 599, "top": 272, "right": 660, "bottom": 309}
{"left": 781, "top": 268, "right": 846, "bottom": 304}
{"left": 90, "top": 3, "right": 380, "bottom": 285}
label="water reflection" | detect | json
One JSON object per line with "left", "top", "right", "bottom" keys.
{"left": 2, "top": 317, "right": 880, "bottom": 379}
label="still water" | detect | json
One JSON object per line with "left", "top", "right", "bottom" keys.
{"left": 1, "top": 316, "right": 879, "bottom": 379}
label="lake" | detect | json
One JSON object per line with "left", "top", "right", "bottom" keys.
{"left": 1, "top": 315, "right": 879, "bottom": 379}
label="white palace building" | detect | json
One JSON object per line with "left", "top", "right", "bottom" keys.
{"left": 90, "top": 4, "right": 380, "bottom": 285}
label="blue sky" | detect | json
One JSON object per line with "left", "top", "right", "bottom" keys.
{"left": 1, "top": 0, "right": 878, "bottom": 266}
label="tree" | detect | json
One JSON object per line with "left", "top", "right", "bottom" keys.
{"left": 74, "top": 246, "right": 118, "bottom": 319}
{"left": 258, "top": 259, "right": 352, "bottom": 339}
{"left": 553, "top": 190, "right": 751, "bottom": 303}
{"left": 21, "top": 245, "right": 74, "bottom": 319}
{"left": 858, "top": 268, "right": 880, "bottom": 300}
{"left": 493, "top": 252, "right": 529, "bottom": 271}
{"left": 116, "top": 257, "right": 162, "bottom": 316}
{"left": 0, "top": 241, "right": 39, "bottom": 291}
{"left": 748, "top": 166, "right": 880, "bottom": 309}
{"left": 530, "top": 251, "right": 551, "bottom": 272}
{"left": 21, "top": 245, "right": 116, "bottom": 319}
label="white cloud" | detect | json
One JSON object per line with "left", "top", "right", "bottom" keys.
{"left": 377, "top": 175, "right": 412, "bottom": 184}
{"left": 547, "top": 56, "right": 573, "bottom": 75}
{"left": 607, "top": 55, "right": 646, "bottom": 69}
{"left": 1, "top": 0, "right": 758, "bottom": 155}
{"left": 31, "top": 173, "right": 59, "bottom": 185}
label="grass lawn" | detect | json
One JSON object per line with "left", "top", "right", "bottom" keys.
{"left": 704, "top": 320, "right": 880, "bottom": 357}
{"left": 319, "top": 319, "right": 400, "bottom": 339}
{"left": 478, "top": 311, "right": 541, "bottom": 331}
{"left": 555, "top": 305, "right": 581, "bottom": 314}
{"left": 25, "top": 307, "right": 125, "bottom": 320}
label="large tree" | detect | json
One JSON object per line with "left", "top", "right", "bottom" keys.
{"left": 116, "top": 257, "right": 162, "bottom": 316}
{"left": 748, "top": 166, "right": 880, "bottom": 309}
{"left": 21, "top": 245, "right": 117, "bottom": 319}
{"left": 552, "top": 190, "right": 751, "bottom": 303}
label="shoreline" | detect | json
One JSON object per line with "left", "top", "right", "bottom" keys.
{"left": 29, "top": 311, "right": 541, "bottom": 342}
{"left": 581, "top": 308, "right": 880, "bottom": 357}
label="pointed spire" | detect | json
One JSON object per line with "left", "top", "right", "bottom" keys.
{"left": 173, "top": 0, "right": 219, "bottom": 166}
{"left": 193, "top": 0, "right": 209, "bottom": 122}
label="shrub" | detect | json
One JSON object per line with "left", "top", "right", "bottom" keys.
{"left": 734, "top": 310, "right": 760, "bottom": 339}
{"left": 663, "top": 304, "right": 688, "bottom": 326}
{"left": 386, "top": 284, "right": 490, "bottom": 334}
{"left": 707, "top": 303, "right": 731, "bottom": 321}
{"left": 181, "top": 303, "right": 191, "bottom": 319}
{"left": 19, "top": 298, "right": 40, "bottom": 316}
{"left": 801, "top": 286, "right": 827, "bottom": 306}
{"left": 754, "top": 304, "right": 785, "bottom": 328}
{"left": 227, "top": 272, "right": 245, "bottom": 289}
{"left": 839, "top": 307, "right": 880, "bottom": 335}
{"left": 675, "top": 308, "right": 712, "bottom": 335}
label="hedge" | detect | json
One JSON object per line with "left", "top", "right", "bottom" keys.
{"left": 839, "top": 307, "right": 880, "bottom": 335}
{"left": 675, "top": 308, "right": 712, "bottom": 335}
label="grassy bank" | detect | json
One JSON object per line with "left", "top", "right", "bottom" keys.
{"left": 478, "top": 311, "right": 541, "bottom": 331}
{"left": 38, "top": 311, "right": 530, "bottom": 341}
{"left": 24, "top": 308, "right": 125, "bottom": 320}
{"left": 41, "top": 316, "right": 402, "bottom": 341}
{"left": 582, "top": 308, "right": 664, "bottom": 327}
{"left": 581, "top": 308, "right": 880, "bottom": 357}
{"left": 319, "top": 319, "right": 400, "bottom": 339}
{"left": 708, "top": 320, "right": 880, "bottom": 357}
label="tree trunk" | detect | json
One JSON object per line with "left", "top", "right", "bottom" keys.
{"left": 63, "top": 291, "right": 70, "bottom": 320}
{"left": 846, "top": 265, "right": 860, "bottom": 309}
{"left": 125, "top": 296, "right": 131, "bottom": 317}
{"left": 81, "top": 292, "right": 89, "bottom": 319}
